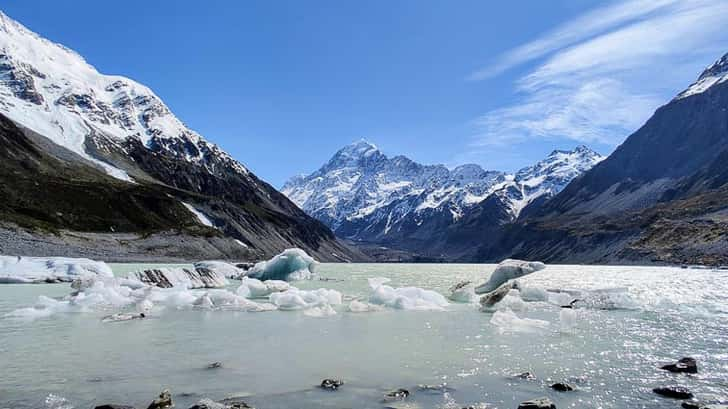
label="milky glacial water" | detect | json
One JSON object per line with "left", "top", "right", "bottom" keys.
{"left": 1, "top": 264, "right": 727, "bottom": 409}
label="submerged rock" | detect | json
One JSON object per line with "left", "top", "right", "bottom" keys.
{"left": 517, "top": 397, "right": 556, "bottom": 409}
{"left": 383, "top": 388, "right": 410, "bottom": 401}
{"left": 320, "top": 378, "right": 344, "bottom": 390}
{"left": 147, "top": 390, "right": 173, "bottom": 409}
{"left": 513, "top": 371, "right": 536, "bottom": 380}
{"left": 551, "top": 382, "right": 574, "bottom": 392}
{"left": 653, "top": 386, "right": 694, "bottom": 399}
{"left": 416, "top": 384, "right": 455, "bottom": 394}
{"left": 189, "top": 398, "right": 253, "bottom": 409}
{"left": 95, "top": 405, "right": 135, "bottom": 409}
{"left": 475, "top": 259, "right": 546, "bottom": 294}
{"left": 206, "top": 362, "right": 223, "bottom": 369}
{"left": 661, "top": 357, "right": 698, "bottom": 374}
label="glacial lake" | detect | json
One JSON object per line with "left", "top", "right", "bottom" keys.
{"left": 1, "top": 263, "right": 727, "bottom": 409}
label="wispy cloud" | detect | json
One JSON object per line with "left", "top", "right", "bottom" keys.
{"left": 470, "top": 0, "right": 728, "bottom": 148}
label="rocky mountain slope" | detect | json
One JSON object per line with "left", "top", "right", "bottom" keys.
{"left": 0, "top": 11, "right": 363, "bottom": 262}
{"left": 283, "top": 141, "right": 602, "bottom": 259}
{"left": 475, "top": 52, "right": 728, "bottom": 265}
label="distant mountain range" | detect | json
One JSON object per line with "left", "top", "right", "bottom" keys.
{"left": 0, "top": 11, "right": 363, "bottom": 262}
{"left": 285, "top": 52, "right": 728, "bottom": 265}
{"left": 283, "top": 142, "right": 604, "bottom": 260}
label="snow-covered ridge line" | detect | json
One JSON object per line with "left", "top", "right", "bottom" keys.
{"left": 282, "top": 140, "right": 604, "bottom": 240}
{"left": 0, "top": 10, "right": 248, "bottom": 181}
{"left": 676, "top": 52, "right": 728, "bottom": 100}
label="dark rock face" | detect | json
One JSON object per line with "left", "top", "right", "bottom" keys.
{"left": 517, "top": 397, "right": 556, "bottom": 409}
{"left": 320, "top": 379, "right": 344, "bottom": 390}
{"left": 551, "top": 382, "right": 574, "bottom": 392}
{"left": 473, "top": 59, "right": 728, "bottom": 265}
{"left": 653, "top": 386, "right": 694, "bottom": 399}
{"left": 661, "top": 357, "right": 698, "bottom": 374}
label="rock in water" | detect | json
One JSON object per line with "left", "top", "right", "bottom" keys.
{"left": 653, "top": 386, "right": 694, "bottom": 399}
{"left": 551, "top": 383, "right": 574, "bottom": 392}
{"left": 147, "top": 390, "right": 173, "bottom": 409}
{"left": 320, "top": 378, "right": 344, "bottom": 390}
{"left": 448, "top": 281, "right": 478, "bottom": 303}
{"left": 517, "top": 397, "right": 556, "bottom": 409}
{"left": 95, "top": 405, "right": 135, "bottom": 409}
{"left": 475, "top": 259, "right": 546, "bottom": 294}
{"left": 206, "top": 362, "right": 222, "bottom": 369}
{"left": 383, "top": 389, "right": 410, "bottom": 401}
{"left": 661, "top": 357, "right": 698, "bottom": 374}
{"left": 131, "top": 267, "right": 228, "bottom": 289}
{"left": 479, "top": 281, "right": 517, "bottom": 310}
{"left": 513, "top": 371, "right": 536, "bottom": 380}
{"left": 246, "top": 248, "right": 319, "bottom": 281}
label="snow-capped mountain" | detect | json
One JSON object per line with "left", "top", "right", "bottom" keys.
{"left": 282, "top": 141, "right": 604, "bottom": 250}
{"left": 0, "top": 11, "right": 245, "bottom": 182}
{"left": 676, "top": 52, "right": 728, "bottom": 99}
{"left": 0, "top": 11, "right": 361, "bottom": 262}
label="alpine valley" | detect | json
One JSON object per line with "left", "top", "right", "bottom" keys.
{"left": 284, "top": 53, "right": 728, "bottom": 265}
{"left": 0, "top": 11, "right": 363, "bottom": 262}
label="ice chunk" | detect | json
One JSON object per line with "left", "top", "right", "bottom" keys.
{"left": 475, "top": 259, "right": 546, "bottom": 294}
{"left": 559, "top": 308, "right": 578, "bottom": 331}
{"left": 368, "top": 279, "right": 449, "bottom": 311}
{"left": 489, "top": 308, "right": 550, "bottom": 333}
{"left": 0, "top": 256, "right": 113, "bottom": 284}
{"left": 448, "top": 281, "right": 478, "bottom": 303}
{"left": 130, "top": 267, "right": 228, "bottom": 289}
{"left": 348, "top": 299, "right": 383, "bottom": 312}
{"left": 303, "top": 304, "right": 337, "bottom": 317}
{"left": 194, "top": 261, "right": 244, "bottom": 279}
{"left": 268, "top": 287, "right": 342, "bottom": 311}
{"left": 247, "top": 248, "right": 319, "bottom": 281}
{"left": 518, "top": 286, "right": 549, "bottom": 302}
{"left": 367, "top": 276, "right": 392, "bottom": 289}
{"left": 236, "top": 277, "right": 290, "bottom": 298}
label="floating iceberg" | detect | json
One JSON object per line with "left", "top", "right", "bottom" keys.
{"left": 347, "top": 299, "right": 383, "bottom": 313}
{"left": 368, "top": 276, "right": 449, "bottom": 311}
{"left": 194, "top": 261, "right": 245, "bottom": 280}
{"left": 475, "top": 259, "right": 546, "bottom": 294}
{"left": 489, "top": 308, "right": 550, "bottom": 333}
{"left": 0, "top": 256, "right": 113, "bottom": 284}
{"left": 247, "top": 248, "right": 319, "bottom": 281}
{"left": 131, "top": 267, "right": 228, "bottom": 289}
{"left": 236, "top": 277, "right": 290, "bottom": 298}
{"left": 268, "top": 287, "right": 342, "bottom": 311}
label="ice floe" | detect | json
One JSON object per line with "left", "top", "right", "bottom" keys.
{"left": 236, "top": 277, "right": 290, "bottom": 298}
{"left": 489, "top": 308, "right": 550, "bottom": 333}
{"left": 0, "top": 256, "right": 113, "bottom": 284}
{"left": 448, "top": 281, "right": 479, "bottom": 303}
{"left": 194, "top": 261, "right": 245, "bottom": 280}
{"left": 368, "top": 276, "right": 449, "bottom": 311}
{"left": 475, "top": 259, "right": 546, "bottom": 294}
{"left": 247, "top": 248, "right": 319, "bottom": 281}
{"left": 268, "top": 287, "right": 342, "bottom": 310}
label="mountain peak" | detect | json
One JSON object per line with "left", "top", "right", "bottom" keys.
{"left": 677, "top": 51, "right": 728, "bottom": 99}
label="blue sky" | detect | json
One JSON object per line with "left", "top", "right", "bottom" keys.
{"left": 3, "top": 0, "right": 728, "bottom": 186}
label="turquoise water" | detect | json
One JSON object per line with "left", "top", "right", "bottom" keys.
{"left": 1, "top": 263, "right": 726, "bottom": 409}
